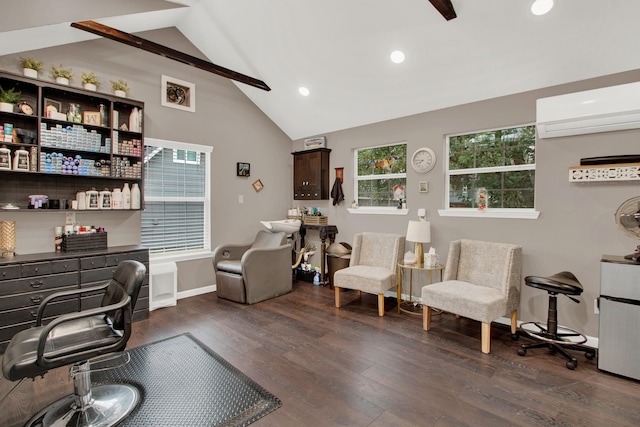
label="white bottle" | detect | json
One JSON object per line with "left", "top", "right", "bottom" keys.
{"left": 0, "top": 145, "right": 11, "bottom": 169}
{"left": 122, "top": 183, "right": 131, "bottom": 209}
{"left": 99, "top": 189, "right": 112, "bottom": 210}
{"left": 129, "top": 108, "right": 139, "bottom": 133}
{"left": 13, "top": 149, "right": 29, "bottom": 171}
{"left": 86, "top": 189, "right": 99, "bottom": 210}
{"left": 131, "top": 183, "right": 141, "bottom": 209}
{"left": 112, "top": 188, "right": 123, "bottom": 209}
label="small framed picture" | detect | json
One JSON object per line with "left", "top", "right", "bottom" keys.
{"left": 419, "top": 181, "right": 429, "bottom": 193}
{"left": 44, "top": 98, "right": 62, "bottom": 116}
{"left": 83, "top": 111, "right": 101, "bottom": 126}
{"left": 237, "top": 162, "right": 250, "bottom": 177}
{"left": 252, "top": 179, "right": 264, "bottom": 192}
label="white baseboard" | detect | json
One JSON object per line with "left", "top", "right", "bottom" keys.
{"left": 177, "top": 285, "right": 216, "bottom": 301}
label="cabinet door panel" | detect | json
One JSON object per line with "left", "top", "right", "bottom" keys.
{"left": 21, "top": 262, "right": 52, "bottom": 277}
{"left": 0, "top": 298, "right": 78, "bottom": 326}
{"left": 81, "top": 267, "right": 114, "bottom": 285}
{"left": 0, "top": 272, "right": 78, "bottom": 297}
{"left": 51, "top": 259, "right": 79, "bottom": 274}
{"left": 0, "top": 285, "right": 77, "bottom": 314}
{"left": 0, "top": 265, "right": 20, "bottom": 282}
{"left": 80, "top": 256, "right": 107, "bottom": 270}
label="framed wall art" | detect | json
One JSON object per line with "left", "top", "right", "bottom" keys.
{"left": 237, "top": 162, "right": 250, "bottom": 177}
{"left": 161, "top": 75, "right": 195, "bottom": 113}
{"left": 252, "top": 179, "right": 264, "bottom": 192}
{"left": 419, "top": 181, "right": 429, "bottom": 193}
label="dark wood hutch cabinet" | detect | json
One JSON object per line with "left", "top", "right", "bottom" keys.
{"left": 292, "top": 148, "right": 331, "bottom": 200}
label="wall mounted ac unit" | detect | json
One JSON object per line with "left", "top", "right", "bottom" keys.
{"left": 536, "top": 81, "right": 640, "bottom": 139}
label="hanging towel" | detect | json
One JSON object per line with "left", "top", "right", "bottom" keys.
{"left": 331, "top": 178, "right": 345, "bottom": 206}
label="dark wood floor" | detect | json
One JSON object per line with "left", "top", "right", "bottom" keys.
{"left": 2, "top": 281, "right": 640, "bottom": 427}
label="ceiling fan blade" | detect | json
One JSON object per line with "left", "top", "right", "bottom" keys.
{"left": 71, "top": 20, "right": 270, "bottom": 91}
{"left": 428, "top": 0, "right": 457, "bottom": 21}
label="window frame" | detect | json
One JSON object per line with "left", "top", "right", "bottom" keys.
{"left": 348, "top": 141, "right": 408, "bottom": 215}
{"left": 438, "top": 124, "right": 540, "bottom": 219}
{"left": 143, "top": 137, "right": 213, "bottom": 261}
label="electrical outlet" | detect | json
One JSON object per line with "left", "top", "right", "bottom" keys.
{"left": 65, "top": 212, "right": 76, "bottom": 225}
{"left": 238, "top": 195, "right": 244, "bottom": 204}
{"left": 594, "top": 298, "right": 600, "bottom": 315}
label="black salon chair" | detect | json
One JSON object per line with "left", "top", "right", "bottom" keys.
{"left": 2, "top": 260, "right": 146, "bottom": 426}
{"left": 517, "top": 271, "right": 596, "bottom": 370}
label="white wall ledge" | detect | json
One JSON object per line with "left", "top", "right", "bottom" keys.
{"left": 437, "top": 209, "right": 540, "bottom": 219}
{"left": 347, "top": 208, "right": 409, "bottom": 215}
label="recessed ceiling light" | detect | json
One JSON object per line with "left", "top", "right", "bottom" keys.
{"left": 298, "top": 86, "right": 310, "bottom": 96}
{"left": 390, "top": 50, "right": 405, "bottom": 64}
{"left": 531, "top": 0, "right": 554, "bottom": 16}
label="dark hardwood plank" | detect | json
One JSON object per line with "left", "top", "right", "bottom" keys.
{"left": 2, "top": 281, "right": 640, "bottom": 426}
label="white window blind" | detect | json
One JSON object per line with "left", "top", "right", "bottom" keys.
{"left": 142, "top": 138, "right": 212, "bottom": 255}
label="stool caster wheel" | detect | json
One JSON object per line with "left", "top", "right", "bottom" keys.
{"left": 566, "top": 360, "right": 577, "bottom": 370}
{"left": 517, "top": 347, "right": 526, "bottom": 357}
{"left": 511, "top": 333, "right": 519, "bottom": 341}
{"left": 585, "top": 351, "right": 596, "bottom": 360}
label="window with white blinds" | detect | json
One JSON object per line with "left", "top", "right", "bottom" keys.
{"left": 142, "top": 138, "right": 212, "bottom": 255}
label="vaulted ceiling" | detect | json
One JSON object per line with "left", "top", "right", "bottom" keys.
{"left": 2, "top": 1, "right": 640, "bottom": 140}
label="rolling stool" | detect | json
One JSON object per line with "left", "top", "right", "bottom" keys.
{"left": 517, "top": 271, "right": 596, "bottom": 370}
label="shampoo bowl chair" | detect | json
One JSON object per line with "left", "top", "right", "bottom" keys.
{"left": 422, "top": 239, "right": 523, "bottom": 354}
{"left": 213, "top": 230, "right": 292, "bottom": 304}
{"left": 2, "top": 260, "right": 146, "bottom": 427}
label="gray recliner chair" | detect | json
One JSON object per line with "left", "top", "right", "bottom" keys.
{"left": 213, "top": 230, "right": 292, "bottom": 304}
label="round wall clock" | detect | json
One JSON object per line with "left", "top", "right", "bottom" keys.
{"left": 411, "top": 147, "right": 436, "bottom": 173}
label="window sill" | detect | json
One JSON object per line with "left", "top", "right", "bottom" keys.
{"left": 150, "top": 250, "right": 212, "bottom": 264}
{"left": 437, "top": 209, "right": 540, "bottom": 219}
{"left": 347, "top": 208, "right": 409, "bottom": 215}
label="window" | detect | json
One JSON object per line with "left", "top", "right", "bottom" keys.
{"left": 353, "top": 142, "right": 407, "bottom": 210}
{"left": 441, "top": 124, "right": 538, "bottom": 219}
{"left": 142, "top": 138, "right": 212, "bottom": 256}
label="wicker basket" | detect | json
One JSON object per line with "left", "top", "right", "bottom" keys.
{"left": 303, "top": 215, "right": 328, "bottom": 225}
{"left": 62, "top": 232, "right": 108, "bottom": 252}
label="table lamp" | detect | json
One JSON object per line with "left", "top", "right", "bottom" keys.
{"left": 406, "top": 220, "right": 430, "bottom": 265}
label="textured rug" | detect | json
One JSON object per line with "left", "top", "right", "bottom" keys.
{"left": 91, "top": 333, "right": 281, "bottom": 426}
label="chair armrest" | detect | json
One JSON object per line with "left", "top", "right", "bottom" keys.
{"left": 36, "top": 281, "right": 110, "bottom": 326}
{"left": 242, "top": 244, "right": 292, "bottom": 303}
{"left": 212, "top": 244, "right": 251, "bottom": 273}
{"left": 36, "top": 284, "right": 132, "bottom": 370}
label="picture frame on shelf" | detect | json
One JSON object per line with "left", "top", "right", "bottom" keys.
{"left": 237, "top": 162, "right": 250, "bottom": 177}
{"left": 161, "top": 75, "right": 195, "bottom": 113}
{"left": 43, "top": 98, "right": 62, "bottom": 117}
{"left": 419, "top": 181, "right": 429, "bottom": 193}
{"left": 252, "top": 179, "right": 264, "bottom": 192}
{"left": 83, "top": 111, "right": 101, "bottom": 126}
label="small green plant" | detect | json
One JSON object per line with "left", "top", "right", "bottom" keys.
{"left": 20, "top": 57, "right": 43, "bottom": 72}
{"left": 0, "top": 86, "right": 22, "bottom": 104}
{"left": 81, "top": 71, "right": 100, "bottom": 87}
{"left": 110, "top": 79, "right": 129, "bottom": 93}
{"left": 50, "top": 64, "right": 73, "bottom": 81}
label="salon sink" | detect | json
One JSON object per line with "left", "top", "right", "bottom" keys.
{"left": 260, "top": 219, "right": 301, "bottom": 234}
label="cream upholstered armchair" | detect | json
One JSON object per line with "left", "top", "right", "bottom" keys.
{"left": 213, "top": 230, "right": 292, "bottom": 304}
{"left": 334, "top": 232, "right": 405, "bottom": 316}
{"left": 421, "top": 239, "right": 523, "bottom": 354}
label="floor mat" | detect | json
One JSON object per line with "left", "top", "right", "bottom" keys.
{"left": 91, "top": 333, "right": 281, "bottom": 426}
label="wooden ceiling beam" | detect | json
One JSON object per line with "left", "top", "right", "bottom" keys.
{"left": 428, "top": 0, "right": 457, "bottom": 21}
{"left": 70, "top": 20, "right": 271, "bottom": 91}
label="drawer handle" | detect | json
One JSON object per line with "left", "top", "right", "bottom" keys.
{"left": 30, "top": 310, "right": 38, "bottom": 318}
{"left": 30, "top": 295, "right": 43, "bottom": 304}
{"left": 30, "top": 280, "right": 44, "bottom": 288}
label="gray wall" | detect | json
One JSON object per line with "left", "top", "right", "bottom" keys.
{"left": 0, "top": 27, "right": 293, "bottom": 293}
{"left": 292, "top": 69, "right": 640, "bottom": 338}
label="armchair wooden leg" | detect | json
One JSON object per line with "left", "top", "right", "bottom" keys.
{"left": 335, "top": 287, "right": 341, "bottom": 308}
{"left": 423, "top": 306, "right": 432, "bottom": 331}
{"left": 510, "top": 310, "right": 518, "bottom": 335}
{"left": 481, "top": 322, "right": 491, "bottom": 354}
{"left": 377, "top": 294, "right": 384, "bottom": 316}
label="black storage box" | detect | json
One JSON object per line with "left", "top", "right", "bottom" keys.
{"left": 62, "top": 232, "right": 107, "bottom": 252}
{"left": 296, "top": 268, "right": 316, "bottom": 283}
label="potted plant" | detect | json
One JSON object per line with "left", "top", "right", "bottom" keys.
{"left": 0, "top": 85, "right": 22, "bottom": 112}
{"left": 111, "top": 79, "right": 129, "bottom": 97}
{"left": 20, "top": 57, "right": 43, "bottom": 78}
{"left": 81, "top": 72, "right": 100, "bottom": 91}
{"left": 50, "top": 65, "right": 73, "bottom": 85}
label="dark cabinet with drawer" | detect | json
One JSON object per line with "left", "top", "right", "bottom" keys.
{"left": 292, "top": 148, "right": 331, "bottom": 200}
{"left": 0, "top": 246, "right": 149, "bottom": 353}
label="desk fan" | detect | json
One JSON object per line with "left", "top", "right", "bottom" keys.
{"left": 615, "top": 196, "right": 640, "bottom": 260}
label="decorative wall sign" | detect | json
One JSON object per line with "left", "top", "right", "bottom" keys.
{"left": 83, "top": 111, "right": 101, "bottom": 126}
{"left": 161, "top": 75, "right": 195, "bottom": 112}
{"left": 304, "top": 136, "right": 326, "bottom": 149}
{"left": 237, "top": 162, "right": 250, "bottom": 177}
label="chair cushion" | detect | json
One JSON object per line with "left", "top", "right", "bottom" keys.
{"left": 216, "top": 259, "right": 242, "bottom": 275}
{"left": 334, "top": 265, "right": 396, "bottom": 294}
{"left": 422, "top": 280, "right": 507, "bottom": 324}
{"left": 2, "top": 315, "right": 123, "bottom": 381}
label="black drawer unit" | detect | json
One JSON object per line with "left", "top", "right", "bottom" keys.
{"left": 0, "top": 245, "right": 149, "bottom": 354}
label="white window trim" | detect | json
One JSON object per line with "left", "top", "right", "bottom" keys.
{"left": 348, "top": 207, "right": 409, "bottom": 215}
{"left": 144, "top": 137, "right": 213, "bottom": 253}
{"left": 442, "top": 125, "right": 539, "bottom": 220}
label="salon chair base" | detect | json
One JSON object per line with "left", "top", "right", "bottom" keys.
{"left": 26, "top": 361, "right": 139, "bottom": 427}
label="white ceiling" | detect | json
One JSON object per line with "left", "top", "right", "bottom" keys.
{"left": 2, "top": 0, "right": 640, "bottom": 140}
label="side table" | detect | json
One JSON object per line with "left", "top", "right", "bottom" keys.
{"left": 396, "top": 262, "right": 444, "bottom": 315}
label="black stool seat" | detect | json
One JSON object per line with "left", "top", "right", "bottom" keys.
{"left": 525, "top": 271, "right": 583, "bottom": 295}
{"left": 518, "top": 271, "right": 596, "bottom": 370}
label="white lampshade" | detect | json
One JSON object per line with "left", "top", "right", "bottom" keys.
{"left": 406, "top": 220, "right": 431, "bottom": 243}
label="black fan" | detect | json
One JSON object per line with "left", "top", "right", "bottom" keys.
{"left": 615, "top": 196, "right": 640, "bottom": 260}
